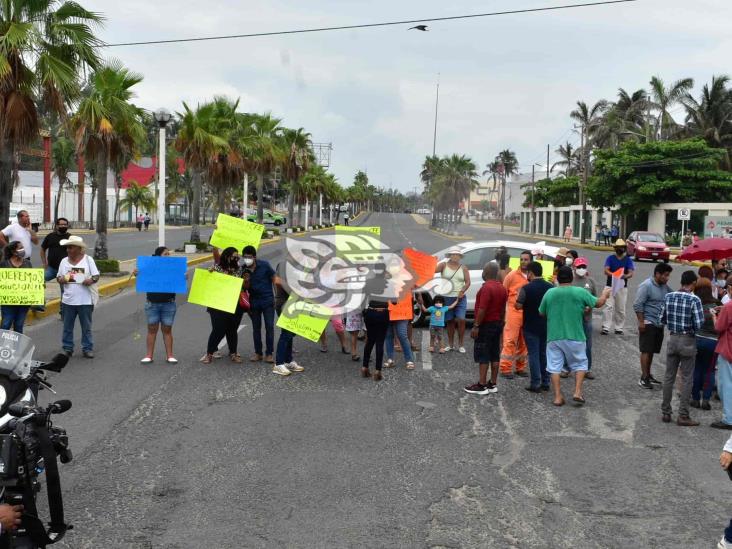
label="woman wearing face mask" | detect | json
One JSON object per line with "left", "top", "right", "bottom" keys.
{"left": 0, "top": 241, "right": 32, "bottom": 333}
{"left": 200, "top": 247, "right": 246, "bottom": 364}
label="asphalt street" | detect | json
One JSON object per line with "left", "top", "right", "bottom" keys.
{"left": 19, "top": 213, "right": 731, "bottom": 548}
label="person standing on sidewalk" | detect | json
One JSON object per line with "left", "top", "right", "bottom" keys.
{"left": 601, "top": 239, "right": 634, "bottom": 335}
{"left": 633, "top": 263, "right": 673, "bottom": 389}
{"left": 464, "top": 263, "right": 507, "bottom": 395}
{"left": 143, "top": 213, "right": 151, "bottom": 231}
{"left": 711, "top": 296, "right": 732, "bottom": 430}
{"left": 515, "top": 261, "right": 553, "bottom": 393}
{"left": 660, "top": 270, "right": 704, "bottom": 426}
{"left": 0, "top": 242, "right": 32, "bottom": 333}
{"left": 435, "top": 247, "right": 470, "bottom": 353}
{"left": 40, "top": 218, "right": 72, "bottom": 317}
{"left": 57, "top": 236, "right": 99, "bottom": 358}
{"left": 499, "top": 250, "right": 531, "bottom": 378}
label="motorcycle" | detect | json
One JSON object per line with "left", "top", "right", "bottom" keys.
{"left": 0, "top": 330, "right": 72, "bottom": 548}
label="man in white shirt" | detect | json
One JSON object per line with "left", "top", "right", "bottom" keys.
{"left": 56, "top": 236, "right": 99, "bottom": 358}
{"left": 0, "top": 210, "right": 38, "bottom": 258}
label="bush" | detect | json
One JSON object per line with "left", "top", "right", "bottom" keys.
{"left": 269, "top": 228, "right": 280, "bottom": 236}
{"left": 95, "top": 259, "right": 120, "bottom": 273}
{"left": 184, "top": 241, "right": 208, "bottom": 251}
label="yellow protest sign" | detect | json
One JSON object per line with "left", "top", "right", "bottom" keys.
{"left": 210, "top": 213, "right": 264, "bottom": 252}
{"left": 507, "top": 258, "right": 555, "bottom": 282}
{"left": 335, "top": 225, "right": 382, "bottom": 262}
{"left": 334, "top": 225, "right": 380, "bottom": 235}
{"left": 276, "top": 298, "right": 331, "bottom": 342}
{"left": 0, "top": 268, "right": 44, "bottom": 305}
{"left": 508, "top": 257, "right": 520, "bottom": 271}
{"left": 187, "top": 268, "right": 242, "bottom": 313}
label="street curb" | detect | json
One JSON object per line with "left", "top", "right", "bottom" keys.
{"left": 429, "top": 227, "right": 472, "bottom": 241}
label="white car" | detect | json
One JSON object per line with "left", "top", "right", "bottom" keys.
{"left": 416, "top": 208, "right": 432, "bottom": 215}
{"left": 412, "top": 240, "right": 559, "bottom": 325}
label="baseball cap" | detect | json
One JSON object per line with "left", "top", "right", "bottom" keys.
{"left": 575, "top": 257, "right": 589, "bottom": 267}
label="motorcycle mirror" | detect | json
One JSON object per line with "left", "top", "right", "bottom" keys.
{"left": 43, "top": 353, "right": 69, "bottom": 373}
{"left": 8, "top": 403, "right": 30, "bottom": 418}
{"left": 50, "top": 400, "right": 72, "bottom": 414}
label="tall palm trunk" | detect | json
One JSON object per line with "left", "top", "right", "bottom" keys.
{"left": 190, "top": 170, "right": 202, "bottom": 242}
{"left": 297, "top": 200, "right": 303, "bottom": 227}
{"left": 256, "top": 172, "right": 265, "bottom": 224}
{"left": 53, "top": 173, "right": 65, "bottom": 222}
{"left": 94, "top": 154, "right": 109, "bottom": 259}
{"left": 216, "top": 186, "right": 226, "bottom": 218}
{"left": 112, "top": 174, "right": 121, "bottom": 228}
{"left": 89, "top": 180, "right": 96, "bottom": 231}
{"left": 287, "top": 186, "right": 295, "bottom": 229}
{"left": 0, "top": 144, "right": 14, "bottom": 226}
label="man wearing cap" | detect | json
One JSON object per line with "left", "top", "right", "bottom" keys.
{"left": 56, "top": 236, "right": 99, "bottom": 358}
{"left": 601, "top": 239, "right": 635, "bottom": 335}
{"left": 499, "top": 250, "right": 532, "bottom": 378}
{"left": 553, "top": 247, "right": 571, "bottom": 281}
{"left": 435, "top": 247, "right": 470, "bottom": 353}
{"left": 571, "top": 256, "right": 598, "bottom": 378}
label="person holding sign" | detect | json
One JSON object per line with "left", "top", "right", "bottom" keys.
{"left": 57, "top": 236, "right": 99, "bottom": 358}
{"left": 0, "top": 241, "right": 33, "bottom": 333}
{"left": 242, "top": 245, "right": 276, "bottom": 364}
{"left": 602, "top": 239, "right": 635, "bottom": 335}
{"left": 134, "top": 247, "right": 181, "bottom": 364}
{"left": 200, "top": 247, "right": 246, "bottom": 364}
{"left": 384, "top": 295, "right": 416, "bottom": 370}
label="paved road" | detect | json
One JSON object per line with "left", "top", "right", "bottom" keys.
{"left": 19, "top": 213, "right": 730, "bottom": 548}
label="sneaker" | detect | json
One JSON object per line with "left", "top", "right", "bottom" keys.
{"left": 384, "top": 359, "right": 395, "bottom": 368}
{"left": 458, "top": 347, "right": 466, "bottom": 354}
{"left": 484, "top": 381, "right": 498, "bottom": 393}
{"left": 140, "top": 357, "right": 153, "bottom": 364}
{"left": 443, "top": 346, "right": 452, "bottom": 352}
{"left": 648, "top": 375, "right": 662, "bottom": 386}
{"left": 500, "top": 372, "right": 515, "bottom": 379}
{"left": 718, "top": 536, "right": 732, "bottom": 549}
{"left": 615, "top": 329, "right": 624, "bottom": 335}
{"left": 288, "top": 361, "right": 304, "bottom": 372}
{"left": 601, "top": 328, "right": 609, "bottom": 335}
{"left": 638, "top": 377, "right": 653, "bottom": 389}
{"left": 82, "top": 351, "right": 94, "bottom": 359}
{"left": 464, "top": 383, "right": 489, "bottom": 395}
{"left": 711, "top": 421, "right": 732, "bottom": 430}
{"left": 676, "top": 416, "right": 700, "bottom": 427}
{"left": 514, "top": 370, "right": 529, "bottom": 378}
{"left": 272, "top": 364, "right": 292, "bottom": 376}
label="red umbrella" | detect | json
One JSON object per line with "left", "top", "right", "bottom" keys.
{"left": 677, "top": 237, "right": 732, "bottom": 261}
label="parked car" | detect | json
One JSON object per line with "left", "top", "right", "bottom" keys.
{"left": 411, "top": 240, "right": 559, "bottom": 325}
{"left": 246, "top": 209, "right": 287, "bottom": 226}
{"left": 416, "top": 208, "right": 431, "bottom": 214}
{"left": 626, "top": 231, "right": 670, "bottom": 262}
{"left": 403, "top": 208, "right": 413, "bottom": 214}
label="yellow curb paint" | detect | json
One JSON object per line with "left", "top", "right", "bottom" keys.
{"left": 411, "top": 214, "right": 429, "bottom": 226}
{"left": 428, "top": 228, "right": 472, "bottom": 241}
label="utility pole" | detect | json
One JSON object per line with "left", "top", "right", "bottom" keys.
{"left": 578, "top": 124, "right": 589, "bottom": 244}
{"left": 546, "top": 144, "right": 550, "bottom": 180}
{"left": 432, "top": 75, "right": 440, "bottom": 156}
{"left": 499, "top": 160, "right": 506, "bottom": 233}
{"left": 531, "top": 164, "right": 535, "bottom": 235}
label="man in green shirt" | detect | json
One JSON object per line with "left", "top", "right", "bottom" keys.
{"left": 539, "top": 266, "right": 611, "bottom": 407}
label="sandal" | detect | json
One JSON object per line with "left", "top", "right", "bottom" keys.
{"left": 429, "top": 346, "right": 435, "bottom": 353}
{"left": 320, "top": 348, "right": 328, "bottom": 353}
{"left": 230, "top": 353, "right": 243, "bottom": 364}
{"left": 351, "top": 355, "right": 361, "bottom": 362}
{"left": 200, "top": 353, "right": 213, "bottom": 364}
{"left": 341, "top": 347, "right": 350, "bottom": 355}
{"left": 572, "top": 396, "right": 586, "bottom": 406}
{"left": 361, "top": 367, "right": 371, "bottom": 378}
{"left": 384, "top": 359, "right": 395, "bottom": 368}
{"left": 250, "top": 354, "right": 263, "bottom": 362}
{"left": 553, "top": 397, "right": 566, "bottom": 407}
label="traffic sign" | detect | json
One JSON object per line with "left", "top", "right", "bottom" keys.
{"left": 678, "top": 208, "right": 690, "bottom": 221}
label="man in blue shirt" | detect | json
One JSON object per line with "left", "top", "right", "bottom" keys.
{"left": 242, "top": 245, "right": 276, "bottom": 363}
{"left": 660, "top": 270, "right": 704, "bottom": 426}
{"left": 602, "top": 239, "right": 635, "bottom": 335}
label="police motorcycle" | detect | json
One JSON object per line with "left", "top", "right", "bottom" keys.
{"left": 0, "top": 330, "right": 72, "bottom": 548}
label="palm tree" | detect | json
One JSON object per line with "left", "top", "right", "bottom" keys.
{"left": 280, "top": 127, "right": 313, "bottom": 228}
{"left": 683, "top": 75, "right": 732, "bottom": 167}
{"left": 119, "top": 180, "right": 155, "bottom": 221}
{"left": 51, "top": 136, "right": 76, "bottom": 221}
{"left": 551, "top": 142, "right": 580, "bottom": 177}
{"left": 175, "top": 101, "right": 229, "bottom": 241}
{"left": 420, "top": 155, "right": 443, "bottom": 195}
{"left": 0, "top": 1, "right": 103, "bottom": 225}
{"left": 649, "top": 75, "right": 694, "bottom": 140}
{"left": 599, "top": 88, "right": 649, "bottom": 148}
{"left": 71, "top": 62, "right": 146, "bottom": 259}
{"left": 240, "top": 113, "right": 283, "bottom": 224}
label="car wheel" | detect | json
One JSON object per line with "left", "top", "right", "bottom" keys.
{"left": 274, "top": 220, "right": 282, "bottom": 226}
{"left": 412, "top": 293, "right": 430, "bottom": 327}
{"left": 634, "top": 254, "right": 640, "bottom": 262}
{"left": 663, "top": 258, "right": 670, "bottom": 264}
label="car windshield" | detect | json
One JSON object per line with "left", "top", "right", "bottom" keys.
{"left": 0, "top": 330, "right": 35, "bottom": 380}
{"left": 639, "top": 234, "right": 664, "bottom": 243}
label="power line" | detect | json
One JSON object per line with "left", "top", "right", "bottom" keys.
{"left": 103, "top": 0, "right": 641, "bottom": 48}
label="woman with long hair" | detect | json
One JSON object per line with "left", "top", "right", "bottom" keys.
{"left": 0, "top": 241, "right": 32, "bottom": 333}
{"left": 200, "top": 247, "right": 246, "bottom": 364}
{"left": 692, "top": 277, "right": 720, "bottom": 410}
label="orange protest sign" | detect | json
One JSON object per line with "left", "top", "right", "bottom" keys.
{"left": 403, "top": 248, "right": 438, "bottom": 287}
{"left": 389, "top": 295, "right": 414, "bottom": 321}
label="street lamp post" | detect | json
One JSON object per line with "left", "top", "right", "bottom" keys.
{"left": 154, "top": 109, "right": 172, "bottom": 247}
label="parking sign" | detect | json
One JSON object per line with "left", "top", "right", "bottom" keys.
{"left": 678, "top": 208, "right": 690, "bottom": 221}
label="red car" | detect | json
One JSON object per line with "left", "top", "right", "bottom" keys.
{"left": 626, "top": 231, "right": 671, "bottom": 262}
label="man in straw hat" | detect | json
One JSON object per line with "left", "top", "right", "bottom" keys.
{"left": 601, "top": 238, "right": 635, "bottom": 335}
{"left": 56, "top": 236, "right": 99, "bottom": 359}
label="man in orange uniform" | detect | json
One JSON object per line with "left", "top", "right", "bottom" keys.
{"left": 500, "top": 250, "right": 532, "bottom": 378}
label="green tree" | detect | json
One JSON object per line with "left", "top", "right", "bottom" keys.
{"left": 119, "top": 180, "right": 155, "bottom": 220}
{"left": 523, "top": 176, "right": 579, "bottom": 208}
{"left": 71, "top": 62, "right": 146, "bottom": 259}
{"left": 551, "top": 142, "right": 580, "bottom": 177}
{"left": 280, "top": 127, "right": 313, "bottom": 228}
{"left": 683, "top": 75, "right": 732, "bottom": 168}
{"left": 51, "top": 136, "right": 76, "bottom": 221}
{"left": 241, "top": 113, "right": 284, "bottom": 223}
{"left": 0, "top": 0, "right": 103, "bottom": 225}
{"left": 650, "top": 75, "right": 694, "bottom": 140}
{"left": 587, "top": 139, "right": 732, "bottom": 215}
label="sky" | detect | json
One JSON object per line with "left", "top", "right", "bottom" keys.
{"left": 88, "top": 0, "right": 732, "bottom": 194}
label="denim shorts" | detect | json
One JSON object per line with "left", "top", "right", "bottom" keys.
{"left": 547, "top": 340, "right": 588, "bottom": 373}
{"left": 145, "top": 301, "right": 177, "bottom": 326}
{"left": 443, "top": 296, "right": 467, "bottom": 321}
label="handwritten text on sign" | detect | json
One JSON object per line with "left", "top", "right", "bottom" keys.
{"left": 277, "top": 298, "right": 331, "bottom": 342}
{"left": 0, "top": 269, "right": 44, "bottom": 305}
{"left": 187, "top": 269, "right": 242, "bottom": 314}
{"left": 210, "top": 213, "right": 264, "bottom": 252}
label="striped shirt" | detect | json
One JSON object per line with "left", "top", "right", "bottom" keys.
{"left": 661, "top": 290, "right": 704, "bottom": 335}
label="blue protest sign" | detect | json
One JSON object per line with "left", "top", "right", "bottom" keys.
{"left": 135, "top": 256, "right": 188, "bottom": 294}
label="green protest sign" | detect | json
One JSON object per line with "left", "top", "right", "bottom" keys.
{"left": 0, "top": 268, "right": 45, "bottom": 305}
{"left": 210, "top": 213, "right": 264, "bottom": 252}
{"left": 276, "top": 298, "right": 331, "bottom": 342}
{"left": 187, "top": 269, "right": 242, "bottom": 313}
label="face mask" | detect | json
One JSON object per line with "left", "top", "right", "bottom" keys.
{"left": 243, "top": 258, "right": 254, "bottom": 267}
{"left": 15, "top": 249, "right": 25, "bottom": 258}
{"left": 565, "top": 257, "right": 574, "bottom": 266}
{"left": 716, "top": 279, "right": 727, "bottom": 288}
{"left": 575, "top": 268, "right": 587, "bottom": 277}
{"left": 57, "top": 226, "right": 68, "bottom": 234}
{"left": 615, "top": 248, "right": 625, "bottom": 256}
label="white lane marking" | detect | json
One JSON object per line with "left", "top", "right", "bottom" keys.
{"left": 421, "top": 329, "right": 432, "bottom": 370}
{"left": 217, "top": 323, "right": 247, "bottom": 350}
